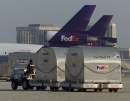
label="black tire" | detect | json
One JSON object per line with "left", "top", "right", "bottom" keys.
{"left": 53, "top": 87, "right": 58, "bottom": 91}
{"left": 36, "top": 87, "right": 40, "bottom": 90}
{"left": 41, "top": 86, "right": 47, "bottom": 90}
{"left": 98, "top": 89, "right": 102, "bottom": 92}
{"left": 11, "top": 81, "right": 18, "bottom": 90}
{"left": 50, "top": 87, "right": 54, "bottom": 91}
{"left": 114, "top": 89, "right": 118, "bottom": 92}
{"left": 29, "top": 86, "right": 34, "bottom": 90}
{"left": 62, "top": 87, "right": 65, "bottom": 90}
{"left": 22, "top": 80, "right": 29, "bottom": 90}
{"left": 65, "top": 88, "right": 70, "bottom": 91}
{"left": 50, "top": 87, "right": 58, "bottom": 91}
{"left": 36, "top": 86, "right": 47, "bottom": 91}
{"left": 62, "top": 87, "right": 67, "bottom": 91}
{"left": 69, "top": 88, "right": 73, "bottom": 92}
{"left": 78, "top": 89, "right": 86, "bottom": 92}
{"left": 62, "top": 87, "right": 70, "bottom": 91}
{"left": 109, "top": 89, "right": 112, "bottom": 92}
{"left": 94, "top": 89, "right": 98, "bottom": 92}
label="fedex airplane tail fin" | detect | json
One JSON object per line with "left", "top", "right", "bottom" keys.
{"left": 87, "top": 15, "right": 113, "bottom": 36}
{"left": 49, "top": 5, "right": 96, "bottom": 44}
{"left": 58, "top": 5, "right": 96, "bottom": 33}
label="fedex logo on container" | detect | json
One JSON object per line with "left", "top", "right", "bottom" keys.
{"left": 61, "top": 35, "right": 79, "bottom": 42}
{"left": 97, "top": 64, "right": 109, "bottom": 72}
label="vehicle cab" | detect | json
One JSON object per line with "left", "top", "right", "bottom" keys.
{"left": 10, "top": 68, "right": 26, "bottom": 90}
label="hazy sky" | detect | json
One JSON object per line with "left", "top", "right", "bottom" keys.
{"left": 0, "top": 0, "right": 130, "bottom": 48}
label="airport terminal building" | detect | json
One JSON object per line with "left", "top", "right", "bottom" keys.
{"left": 16, "top": 24, "right": 60, "bottom": 45}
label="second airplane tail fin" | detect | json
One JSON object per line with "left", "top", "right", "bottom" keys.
{"left": 87, "top": 15, "right": 113, "bottom": 37}
{"left": 58, "top": 5, "right": 96, "bottom": 33}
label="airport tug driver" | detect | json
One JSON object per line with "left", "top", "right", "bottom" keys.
{"left": 25, "top": 59, "right": 36, "bottom": 79}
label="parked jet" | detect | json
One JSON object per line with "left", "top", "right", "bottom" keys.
{"left": 48, "top": 14, "right": 116, "bottom": 47}
{"left": 58, "top": 5, "right": 96, "bottom": 33}
{"left": 85, "top": 15, "right": 117, "bottom": 45}
{"left": 45, "top": 5, "right": 96, "bottom": 46}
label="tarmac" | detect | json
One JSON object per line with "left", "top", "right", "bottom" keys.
{"left": 0, "top": 76, "right": 129, "bottom": 101}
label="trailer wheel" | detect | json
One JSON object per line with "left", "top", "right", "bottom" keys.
{"left": 36, "top": 87, "right": 40, "bottom": 90}
{"left": 78, "top": 89, "right": 86, "bottom": 92}
{"left": 98, "top": 89, "right": 102, "bottom": 92}
{"left": 109, "top": 89, "right": 112, "bottom": 92}
{"left": 36, "top": 87, "right": 42, "bottom": 90}
{"left": 69, "top": 88, "right": 74, "bottom": 92}
{"left": 54, "top": 87, "right": 58, "bottom": 91}
{"left": 94, "top": 89, "right": 98, "bottom": 92}
{"left": 114, "top": 89, "right": 118, "bottom": 92}
{"left": 11, "top": 81, "right": 18, "bottom": 90}
{"left": 50, "top": 87, "right": 54, "bottom": 91}
{"left": 41, "top": 86, "right": 47, "bottom": 90}
{"left": 62, "top": 87, "right": 66, "bottom": 91}
{"left": 50, "top": 87, "right": 57, "bottom": 91}
{"left": 62, "top": 87, "right": 69, "bottom": 91}
{"left": 36, "top": 86, "right": 47, "bottom": 90}
{"left": 29, "top": 86, "right": 34, "bottom": 90}
{"left": 22, "top": 80, "right": 29, "bottom": 90}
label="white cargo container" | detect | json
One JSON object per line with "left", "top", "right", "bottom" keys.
{"left": 63, "top": 46, "right": 123, "bottom": 92}
{"left": 34, "top": 47, "right": 57, "bottom": 81}
{"left": 65, "top": 47, "right": 84, "bottom": 82}
{"left": 28, "top": 47, "right": 68, "bottom": 90}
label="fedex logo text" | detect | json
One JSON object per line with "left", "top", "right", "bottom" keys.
{"left": 97, "top": 64, "right": 109, "bottom": 72}
{"left": 61, "top": 35, "right": 79, "bottom": 42}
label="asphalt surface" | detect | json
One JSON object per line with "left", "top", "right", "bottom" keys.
{"left": 0, "top": 77, "right": 130, "bottom": 101}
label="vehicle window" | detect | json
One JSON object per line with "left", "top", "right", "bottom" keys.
{"left": 13, "top": 69, "right": 24, "bottom": 74}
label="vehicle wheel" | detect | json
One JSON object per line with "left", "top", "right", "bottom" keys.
{"left": 29, "top": 86, "right": 34, "bottom": 90}
{"left": 50, "top": 87, "right": 54, "bottom": 91}
{"left": 69, "top": 88, "right": 74, "bottom": 92}
{"left": 78, "top": 88, "right": 85, "bottom": 92}
{"left": 98, "top": 89, "right": 102, "bottom": 92}
{"left": 22, "top": 80, "right": 29, "bottom": 90}
{"left": 62, "top": 87, "right": 66, "bottom": 90}
{"left": 114, "top": 89, "right": 118, "bottom": 92}
{"left": 54, "top": 87, "right": 58, "bottom": 91}
{"left": 11, "top": 81, "right": 18, "bottom": 90}
{"left": 109, "top": 89, "right": 112, "bottom": 92}
{"left": 41, "top": 86, "right": 47, "bottom": 90}
{"left": 36, "top": 86, "right": 47, "bottom": 90}
{"left": 94, "top": 89, "right": 98, "bottom": 92}
{"left": 62, "top": 87, "right": 68, "bottom": 91}
{"left": 36, "top": 87, "right": 41, "bottom": 90}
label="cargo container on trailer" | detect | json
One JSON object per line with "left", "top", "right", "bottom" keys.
{"left": 62, "top": 46, "right": 123, "bottom": 92}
